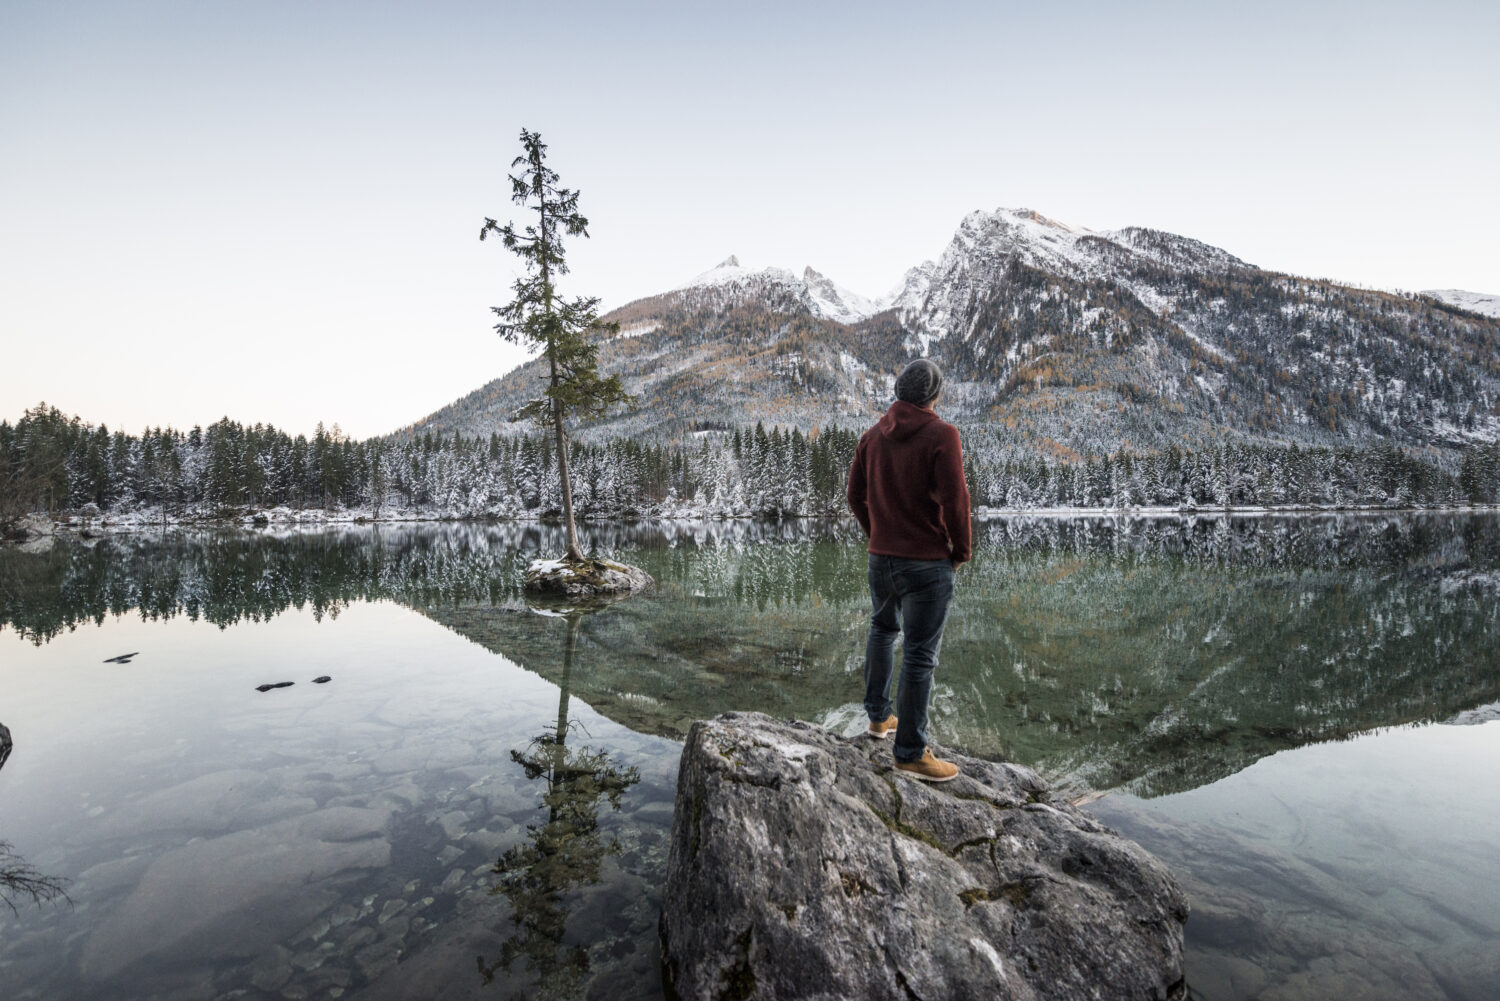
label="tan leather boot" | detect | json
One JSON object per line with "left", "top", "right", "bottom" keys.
{"left": 894, "top": 747, "right": 959, "bottom": 783}
{"left": 867, "top": 714, "right": 898, "bottom": 739}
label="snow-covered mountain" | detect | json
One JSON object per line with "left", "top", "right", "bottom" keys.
{"left": 1424, "top": 289, "right": 1500, "bottom": 318}
{"left": 801, "top": 267, "right": 881, "bottom": 325}
{"left": 894, "top": 207, "right": 1250, "bottom": 349}
{"left": 407, "top": 208, "right": 1500, "bottom": 458}
{"left": 673, "top": 255, "right": 882, "bottom": 325}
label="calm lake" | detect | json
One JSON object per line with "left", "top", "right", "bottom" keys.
{"left": 2, "top": 515, "right": 1499, "bottom": 1001}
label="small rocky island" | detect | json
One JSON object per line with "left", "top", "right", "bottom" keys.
{"left": 661, "top": 712, "right": 1187, "bottom": 1001}
{"left": 523, "top": 556, "right": 653, "bottom": 599}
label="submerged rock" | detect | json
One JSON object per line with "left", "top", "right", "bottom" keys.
{"left": 80, "top": 806, "right": 392, "bottom": 979}
{"left": 661, "top": 712, "right": 1187, "bottom": 1001}
{"left": 523, "top": 556, "right": 652, "bottom": 599}
{"left": 256, "top": 682, "right": 295, "bottom": 692}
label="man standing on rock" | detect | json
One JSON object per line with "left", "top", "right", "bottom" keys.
{"left": 847, "top": 358, "right": 971, "bottom": 782}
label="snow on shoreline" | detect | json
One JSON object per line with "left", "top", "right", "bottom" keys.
{"left": 13, "top": 501, "right": 1499, "bottom": 541}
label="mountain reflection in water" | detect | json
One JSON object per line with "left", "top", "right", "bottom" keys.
{"left": 3, "top": 514, "right": 1498, "bottom": 799}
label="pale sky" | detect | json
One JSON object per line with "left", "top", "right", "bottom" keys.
{"left": 3, "top": 0, "right": 1496, "bottom": 439}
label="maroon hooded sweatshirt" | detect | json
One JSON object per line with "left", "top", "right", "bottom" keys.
{"left": 847, "top": 400, "right": 972, "bottom": 564}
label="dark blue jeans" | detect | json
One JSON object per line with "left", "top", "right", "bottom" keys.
{"left": 863, "top": 554, "right": 955, "bottom": 763}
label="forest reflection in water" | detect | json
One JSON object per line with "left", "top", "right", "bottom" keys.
{"left": 3, "top": 514, "right": 1500, "bottom": 1001}
{"left": 6, "top": 513, "right": 1498, "bottom": 798}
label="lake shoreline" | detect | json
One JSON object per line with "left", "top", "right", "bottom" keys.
{"left": 9, "top": 501, "right": 1500, "bottom": 543}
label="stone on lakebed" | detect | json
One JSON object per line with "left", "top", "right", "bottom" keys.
{"left": 523, "top": 556, "right": 653, "bottom": 599}
{"left": 661, "top": 712, "right": 1187, "bottom": 1001}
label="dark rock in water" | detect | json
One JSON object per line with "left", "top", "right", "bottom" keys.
{"left": 661, "top": 712, "right": 1187, "bottom": 1001}
{"left": 524, "top": 556, "right": 652, "bottom": 599}
{"left": 312, "top": 676, "right": 331, "bottom": 684}
{"left": 256, "top": 682, "right": 295, "bottom": 693}
{"left": 0, "top": 721, "right": 11, "bottom": 773}
{"left": 103, "top": 652, "right": 139, "bottom": 664}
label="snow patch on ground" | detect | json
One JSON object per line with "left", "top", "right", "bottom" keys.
{"left": 527, "top": 558, "right": 574, "bottom": 576}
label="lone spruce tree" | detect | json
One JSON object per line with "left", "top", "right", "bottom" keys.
{"left": 482, "top": 129, "right": 630, "bottom": 563}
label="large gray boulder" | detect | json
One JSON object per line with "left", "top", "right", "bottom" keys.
{"left": 661, "top": 712, "right": 1187, "bottom": 1001}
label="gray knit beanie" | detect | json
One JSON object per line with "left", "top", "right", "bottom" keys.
{"left": 895, "top": 358, "right": 943, "bottom": 405}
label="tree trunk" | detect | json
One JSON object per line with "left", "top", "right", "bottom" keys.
{"left": 534, "top": 155, "right": 584, "bottom": 564}
{"left": 551, "top": 360, "right": 584, "bottom": 562}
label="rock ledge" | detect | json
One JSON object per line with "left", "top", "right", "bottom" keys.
{"left": 661, "top": 712, "right": 1187, "bottom": 1001}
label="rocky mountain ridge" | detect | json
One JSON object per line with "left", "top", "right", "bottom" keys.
{"left": 670, "top": 255, "right": 884, "bottom": 325}
{"left": 1424, "top": 288, "right": 1500, "bottom": 318}
{"left": 403, "top": 208, "right": 1500, "bottom": 460}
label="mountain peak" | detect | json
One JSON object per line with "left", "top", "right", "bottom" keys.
{"left": 801, "top": 267, "right": 879, "bottom": 324}
{"left": 1424, "top": 289, "right": 1500, "bottom": 318}
{"left": 994, "top": 207, "right": 1083, "bottom": 232}
{"left": 675, "top": 256, "right": 771, "bottom": 291}
{"left": 668, "top": 256, "right": 880, "bottom": 324}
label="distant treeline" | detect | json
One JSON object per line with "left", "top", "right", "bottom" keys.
{"left": 3, "top": 403, "right": 1498, "bottom": 525}
{"left": 0, "top": 404, "right": 860, "bottom": 521}
{"left": 967, "top": 438, "right": 1500, "bottom": 510}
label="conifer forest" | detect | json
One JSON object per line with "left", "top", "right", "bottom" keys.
{"left": 4, "top": 403, "right": 1498, "bottom": 530}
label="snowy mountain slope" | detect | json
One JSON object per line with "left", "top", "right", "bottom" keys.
{"left": 1424, "top": 289, "right": 1500, "bottom": 318}
{"left": 671, "top": 256, "right": 883, "bottom": 325}
{"left": 802, "top": 267, "right": 880, "bottom": 324}
{"left": 887, "top": 208, "right": 1500, "bottom": 455}
{"left": 407, "top": 303, "right": 895, "bottom": 443}
{"left": 403, "top": 209, "right": 1500, "bottom": 458}
{"left": 894, "top": 207, "right": 1252, "bottom": 347}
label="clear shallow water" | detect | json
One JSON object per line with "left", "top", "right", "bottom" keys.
{"left": 1092, "top": 725, "right": 1500, "bottom": 1000}
{"left": 1, "top": 516, "right": 1498, "bottom": 1000}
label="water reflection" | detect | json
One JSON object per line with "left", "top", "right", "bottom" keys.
{"left": 4, "top": 516, "right": 1500, "bottom": 1001}
{"left": 0, "top": 725, "right": 71, "bottom": 917}
{"left": 3, "top": 515, "right": 1499, "bottom": 800}
{"left": 479, "top": 611, "right": 640, "bottom": 1000}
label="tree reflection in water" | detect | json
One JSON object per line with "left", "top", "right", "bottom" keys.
{"left": 478, "top": 609, "right": 640, "bottom": 999}
{"left": 0, "top": 723, "right": 71, "bottom": 915}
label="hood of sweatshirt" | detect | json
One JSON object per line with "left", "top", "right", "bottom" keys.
{"left": 876, "top": 400, "right": 940, "bottom": 442}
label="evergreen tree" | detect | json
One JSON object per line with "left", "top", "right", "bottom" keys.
{"left": 481, "top": 129, "right": 632, "bottom": 562}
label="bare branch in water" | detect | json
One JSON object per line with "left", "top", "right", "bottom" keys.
{"left": 0, "top": 842, "right": 72, "bottom": 916}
